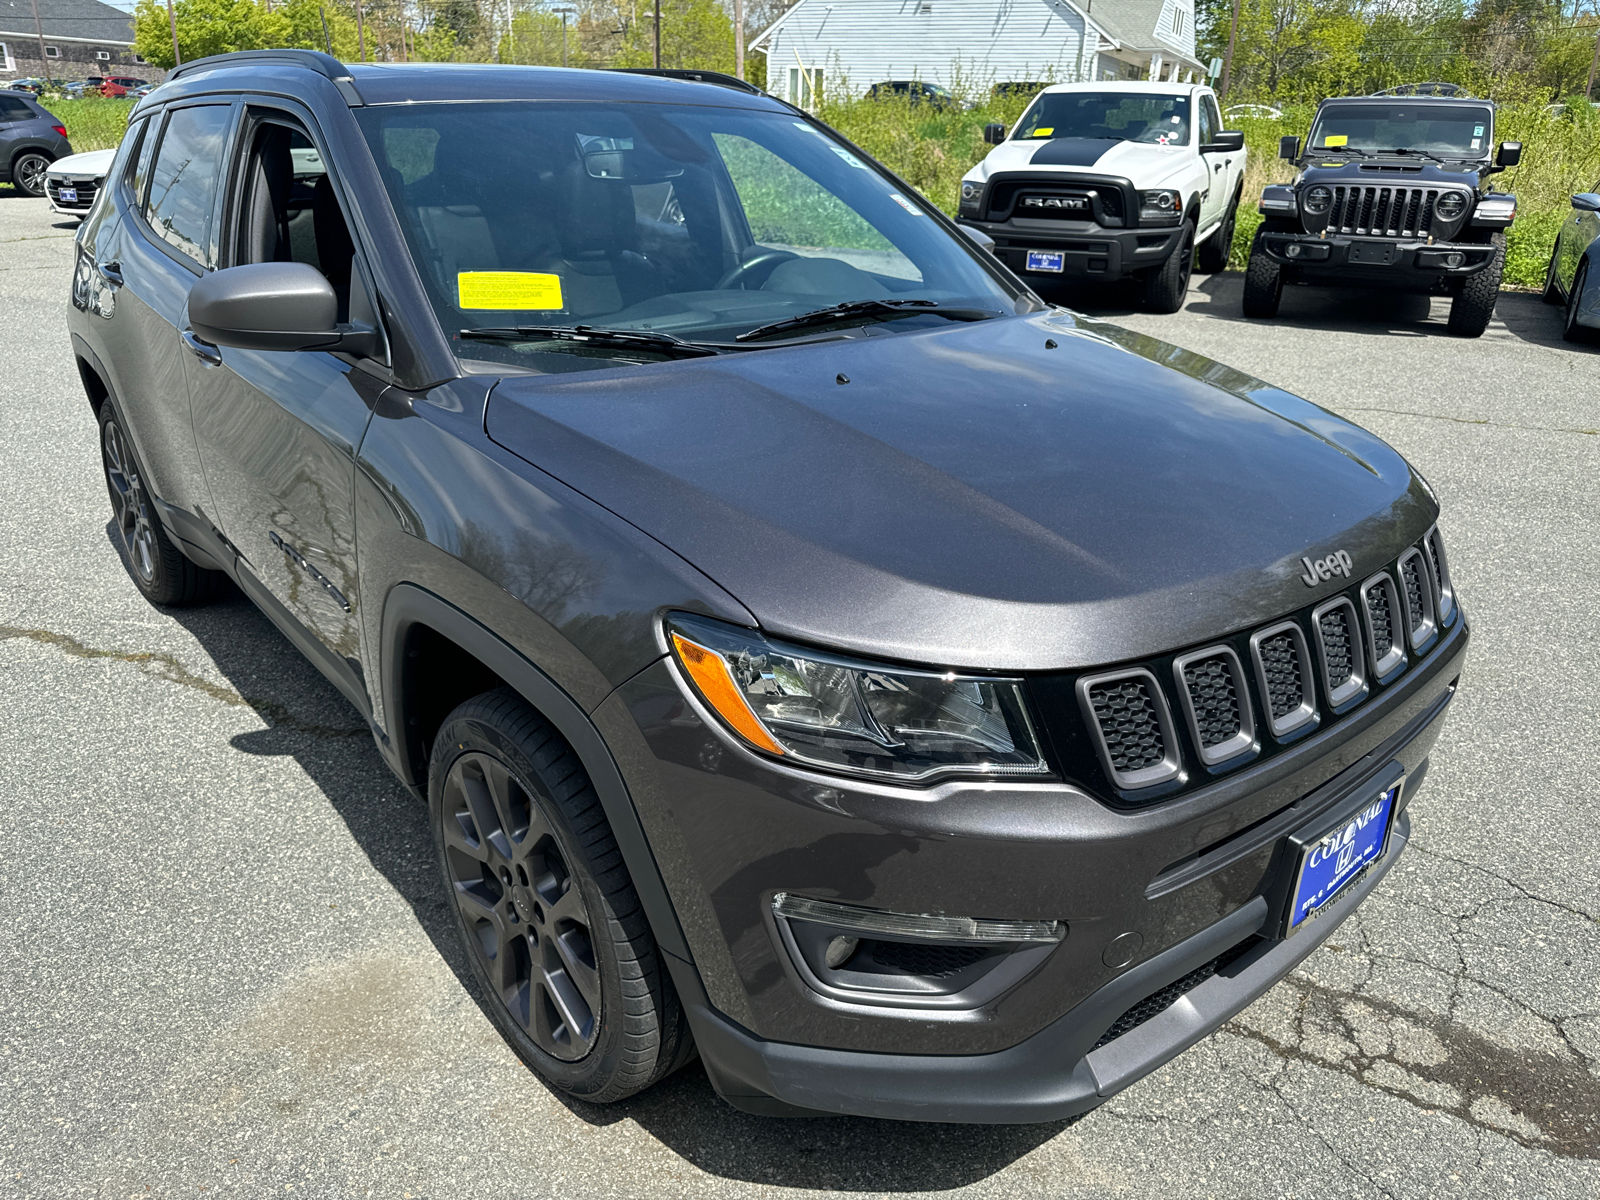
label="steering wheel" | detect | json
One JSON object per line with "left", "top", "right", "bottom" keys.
{"left": 715, "top": 249, "right": 801, "bottom": 291}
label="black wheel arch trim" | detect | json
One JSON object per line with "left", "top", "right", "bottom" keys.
{"left": 379, "top": 582, "right": 693, "bottom": 962}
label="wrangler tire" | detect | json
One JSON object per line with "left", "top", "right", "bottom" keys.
{"left": 1446, "top": 233, "right": 1503, "bottom": 338}
{"left": 1241, "top": 239, "right": 1283, "bottom": 318}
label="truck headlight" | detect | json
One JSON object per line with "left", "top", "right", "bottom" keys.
{"left": 1435, "top": 191, "right": 1468, "bottom": 220}
{"left": 667, "top": 614, "right": 1049, "bottom": 782}
{"left": 959, "top": 178, "right": 983, "bottom": 214}
{"left": 1139, "top": 189, "right": 1183, "bottom": 226}
{"left": 1302, "top": 186, "right": 1332, "bottom": 215}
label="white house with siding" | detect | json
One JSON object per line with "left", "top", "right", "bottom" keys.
{"left": 750, "top": 0, "right": 1204, "bottom": 106}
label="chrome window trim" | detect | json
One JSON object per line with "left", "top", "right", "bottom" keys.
{"left": 1424, "top": 525, "right": 1455, "bottom": 625}
{"left": 1311, "top": 596, "right": 1368, "bottom": 711}
{"left": 1397, "top": 546, "right": 1438, "bottom": 652}
{"left": 1249, "top": 620, "right": 1319, "bottom": 740}
{"left": 1359, "top": 570, "right": 1408, "bottom": 683}
{"left": 1171, "top": 646, "right": 1256, "bottom": 767}
{"left": 1075, "top": 668, "right": 1183, "bottom": 790}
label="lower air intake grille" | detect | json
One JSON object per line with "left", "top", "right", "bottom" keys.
{"left": 1182, "top": 656, "right": 1241, "bottom": 748}
{"left": 1088, "top": 679, "right": 1166, "bottom": 773}
{"left": 1093, "top": 938, "right": 1260, "bottom": 1050}
{"left": 1365, "top": 581, "right": 1393, "bottom": 661}
{"left": 867, "top": 941, "right": 987, "bottom": 978}
{"left": 1318, "top": 608, "right": 1354, "bottom": 689}
{"left": 1260, "top": 633, "right": 1304, "bottom": 719}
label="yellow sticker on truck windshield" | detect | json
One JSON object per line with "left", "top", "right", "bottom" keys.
{"left": 458, "top": 271, "right": 564, "bottom": 310}
{"left": 1033, "top": 126, "right": 1055, "bottom": 137}
{"left": 1323, "top": 134, "right": 1348, "bottom": 147}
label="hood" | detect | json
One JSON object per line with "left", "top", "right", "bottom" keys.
{"left": 973, "top": 137, "right": 1188, "bottom": 184}
{"left": 484, "top": 313, "right": 1436, "bottom": 672}
{"left": 46, "top": 148, "right": 116, "bottom": 178}
{"left": 1297, "top": 158, "right": 1487, "bottom": 189}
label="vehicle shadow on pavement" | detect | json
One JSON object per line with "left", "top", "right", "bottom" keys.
{"left": 136, "top": 543, "right": 1068, "bottom": 1188}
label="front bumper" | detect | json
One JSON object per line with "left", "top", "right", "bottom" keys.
{"left": 46, "top": 178, "right": 98, "bottom": 217}
{"left": 960, "top": 218, "right": 1186, "bottom": 283}
{"left": 1257, "top": 231, "right": 1497, "bottom": 280}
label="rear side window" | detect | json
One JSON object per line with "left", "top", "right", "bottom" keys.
{"left": 130, "top": 114, "right": 158, "bottom": 202}
{"left": 0, "top": 95, "right": 35, "bottom": 121}
{"left": 145, "top": 104, "right": 232, "bottom": 269}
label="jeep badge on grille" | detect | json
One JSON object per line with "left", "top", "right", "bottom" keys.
{"left": 1301, "top": 549, "right": 1354, "bottom": 586}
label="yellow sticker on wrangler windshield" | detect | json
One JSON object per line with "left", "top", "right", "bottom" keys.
{"left": 458, "top": 271, "right": 564, "bottom": 310}
{"left": 1323, "top": 134, "right": 1348, "bottom": 147}
{"left": 1033, "top": 126, "right": 1055, "bottom": 137}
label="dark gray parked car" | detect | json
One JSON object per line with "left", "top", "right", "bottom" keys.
{"left": 1, "top": 89, "right": 71, "bottom": 196}
{"left": 68, "top": 51, "right": 1468, "bottom": 1123}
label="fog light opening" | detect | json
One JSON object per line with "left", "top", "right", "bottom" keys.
{"left": 1444, "top": 252, "right": 1465, "bottom": 268}
{"left": 825, "top": 935, "right": 860, "bottom": 968}
{"left": 1285, "top": 243, "right": 1303, "bottom": 259}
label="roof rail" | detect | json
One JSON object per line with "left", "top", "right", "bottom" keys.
{"left": 167, "top": 49, "right": 363, "bottom": 105}
{"left": 608, "top": 67, "right": 765, "bottom": 96}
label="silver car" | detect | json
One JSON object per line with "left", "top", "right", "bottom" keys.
{"left": 44, "top": 147, "right": 115, "bottom": 218}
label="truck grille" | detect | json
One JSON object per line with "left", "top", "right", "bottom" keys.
{"left": 986, "top": 179, "right": 1124, "bottom": 224}
{"left": 1325, "top": 186, "right": 1441, "bottom": 237}
{"left": 1068, "top": 530, "right": 1456, "bottom": 800}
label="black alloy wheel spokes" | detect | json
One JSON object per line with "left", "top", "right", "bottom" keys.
{"left": 102, "top": 419, "right": 157, "bottom": 582}
{"left": 441, "top": 751, "right": 602, "bottom": 1061}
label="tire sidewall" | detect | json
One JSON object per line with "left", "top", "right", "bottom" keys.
{"left": 98, "top": 400, "right": 173, "bottom": 602}
{"left": 13, "top": 151, "right": 50, "bottom": 197}
{"left": 428, "top": 708, "right": 638, "bottom": 1097}
{"left": 1566, "top": 261, "right": 1589, "bottom": 340}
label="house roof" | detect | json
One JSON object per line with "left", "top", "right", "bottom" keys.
{"left": 0, "top": 0, "right": 135, "bottom": 45}
{"left": 1084, "top": 0, "right": 1199, "bottom": 65}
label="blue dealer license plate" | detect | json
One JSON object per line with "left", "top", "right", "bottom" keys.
{"left": 59, "top": 188, "right": 77, "bottom": 203}
{"left": 1025, "top": 250, "right": 1064, "bottom": 273}
{"left": 1287, "top": 782, "right": 1400, "bottom": 934}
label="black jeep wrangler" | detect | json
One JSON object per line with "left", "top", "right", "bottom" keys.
{"left": 1243, "top": 94, "right": 1520, "bottom": 336}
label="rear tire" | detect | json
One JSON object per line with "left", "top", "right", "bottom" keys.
{"left": 1241, "top": 238, "right": 1283, "bottom": 318}
{"left": 430, "top": 688, "right": 693, "bottom": 1103}
{"left": 1563, "top": 260, "right": 1595, "bottom": 344}
{"left": 11, "top": 150, "right": 50, "bottom": 197}
{"left": 1143, "top": 221, "right": 1194, "bottom": 313}
{"left": 1542, "top": 240, "right": 1564, "bottom": 304}
{"left": 99, "top": 403, "right": 229, "bottom": 606}
{"left": 1196, "top": 191, "right": 1240, "bottom": 274}
{"left": 1446, "top": 233, "right": 1503, "bottom": 338}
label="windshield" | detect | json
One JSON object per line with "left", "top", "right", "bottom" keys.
{"left": 1013, "top": 92, "right": 1191, "bottom": 146}
{"left": 1306, "top": 103, "right": 1494, "bottom": 158}
{"left": 355, "top": 101, "right": 1015, "bottom": 368}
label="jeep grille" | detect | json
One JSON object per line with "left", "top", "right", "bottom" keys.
{"left": 1323, "top": 186, "right": 1444, "bottom": 238}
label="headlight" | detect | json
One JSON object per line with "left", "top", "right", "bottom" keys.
{"left": 1139, "top": 189, "right": 1183, "bottom": 225}
{"left": 1435, "top": 191, "right": 1468, "bottom": 220}
{"left": 959, "top": 179, "right": 983, "bottom": 212}
{"left": 1303, "top": 186, "right": 1332, "bottom": 215}
{"left": 667, "top": 614, "right": 1049, "bottom": 782}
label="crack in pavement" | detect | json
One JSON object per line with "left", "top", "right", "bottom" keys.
{"left": 0, "top": 624, "right": 369, "bottom": 740}
{"left": 1337, "top": 405, "right": 1600, "bottom": 437}
{"left": 1407, "top": 840, "right": 1599, "bottom": 924}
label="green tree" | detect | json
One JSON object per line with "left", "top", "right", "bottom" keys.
{"left": 133, "top": 0, "right": 357, "bottom": 69}
{"left": 609, "top": 0, "right": 734, "bottom": 72}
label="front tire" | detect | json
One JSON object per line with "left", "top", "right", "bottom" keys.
{"left": 1542, "top": 240, "right": 1564, "bottom": 304}
{"left": 11, "top": 150, "right": 50, "bottom": 197}
{"left": 1446, "top": 232, "right": 1503, "bottom": 338}
{"left": 430, "top": 688, "right": 692, "bottom": 1103}
{"left": 1196, "top": 192, "right": 1240, "bottom": 274}
{"left": 99, "top": 403, "right": 229, "bottom": 606}
{"left": 1241, "top": 238, "right": 1283, "bottom": 317}
{"left": 1143, "top": 221, "right": 1194, "bottom": 313}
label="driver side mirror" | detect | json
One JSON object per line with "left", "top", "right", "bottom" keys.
{"left": 1279, "top": 135, "right": 1301, "bottom": 160}
{"left": 1495, "top": 141, "right": 1522, "bottom": 168}
{"left": 1203, "top": 131, "right": 1245, "bottom": 154}
{"left": 1572, "top": 193, "right": 1600, "bottom": 212}
{"left": 189, "top": 262, "right": 380, "bottom": 357}
{"left": 984, "top": 123, "right": 1007, "bottom": 145}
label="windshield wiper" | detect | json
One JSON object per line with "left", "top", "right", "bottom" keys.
{"left": 459, "top": 325, "right": 720, "bottom": 359}
{"left": 735, "top": 298, "right": 996, "bottom": 343}
{"left": 1315, "top": 145, "right": 1371, "bottom": 159}
{"left": 1389, "top": 148, "right": 1449, "bottom": 164}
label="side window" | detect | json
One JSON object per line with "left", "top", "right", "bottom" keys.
{"left": 144, "top": 104, "right": 233, "bottom": 269}
{"left": 1204, "top": 96, "right": 1224, "bottom": 140}
{"left": 0, "top": 95, "right": 33, "bottom": 121}
{"left": 130, "top": 113, "right": 158, "bottom": 203}
{"left": 1197, "top": 99, "right": 1216, "bottom": 147}
{"left": 232, "top": 113, "right": 359, "bottom": 320}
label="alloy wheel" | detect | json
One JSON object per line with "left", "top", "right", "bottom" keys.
{"left": 441, "top": 751, "right": 601, "bottom": 1061}
{"left": 14, "top": 152, "right": 49, "bottom": 197}
{"left": 102, "top": 417, "right": 157, "bottom": 583}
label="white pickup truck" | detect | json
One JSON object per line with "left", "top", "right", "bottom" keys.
{"left": 957, "top": 81, "right": 1247, "bottom": 312}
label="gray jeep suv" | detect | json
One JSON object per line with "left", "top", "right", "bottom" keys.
{"left": 67, "top": 50, "right": 1468, "bottom": 1123}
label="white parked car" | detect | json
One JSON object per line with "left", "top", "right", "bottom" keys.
{"left": 44, "top": 148, "right": 115, "bottom": 219}
{"left": 957, "top": 82, "right": 1248, "bottom": 311}
{"left": 1224, "top": 103, "right": 1284, "bottom": 121}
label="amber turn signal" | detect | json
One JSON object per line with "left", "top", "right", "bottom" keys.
{"left": 670, "top": 632, "right": 786, "bottom": 756}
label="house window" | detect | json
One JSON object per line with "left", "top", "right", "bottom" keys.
{"left": 0, "top": 42, "right": 13, "bottom": 72}
{"left": 96, "top": 50, "right": 111, "bottom": 60}
{"left": 786, "top": 65, "right": 823, "bottom": 108}
{"left": 1173, "top": 11, "right": 1184, "bottom": 34}
{"left": 45, "top": 45, "right": 60, "bottom": 58}
{"left": 917, "top": 1, "right": 933, "bottom": 11}
{"left": 134, "top": 53, "right": 147, "bottom": 63}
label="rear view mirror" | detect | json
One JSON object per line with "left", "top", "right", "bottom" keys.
{"left": 188, "top": 262, "right": 378, "bottom": 356}
{"left": 1203, "top": 131, "right": 1245, "bottom": 154}
{"left": 1495, "top": 141, "right": 1522, "bottom": 168}
{"left": 579, "top": 133, "right": 684, "bottom": 182}
{"left": 1279, "top": 135, "right": 1301, "bottom": 160}
{"left": 984, "top": 123, "right": 1007, "bottom": 145}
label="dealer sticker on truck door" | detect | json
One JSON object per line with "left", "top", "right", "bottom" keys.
{"left": 1025, "top": 250, "right": 1065, "bottom": 273}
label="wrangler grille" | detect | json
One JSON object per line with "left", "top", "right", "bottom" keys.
{"left": 1182, "top": 656, "right": 1241, "bottom": 748}
{"left": 1259, "top": 634, "right": 1304, "bottom": 719}
{"left": 1088, "top": 679, "right": 1166, "bottom": 773}
{"left": 1325, "top": 186, "right": 1441, "bottom": 237}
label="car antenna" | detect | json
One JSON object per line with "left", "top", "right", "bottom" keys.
{"left": 319, "top": 6, "right": 334, "bottom": 54}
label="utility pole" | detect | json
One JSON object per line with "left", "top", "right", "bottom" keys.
{"left": 1219, "top": 0, "right": 1240, "bottom": 102}
{"left": 29, "top": 0, "right": 52, "bottom": 84}
{"left": 552, "top": 6, "right": 575, "bottom": 67}
{"left": 734, "top": 0, "right": 743, "bottom": 79}
{"left": 1587, "top": 1, "right": 1600, "bottom": 102}
{"left": 356, "top": 0, "right": 366, "bottom": 60}
{"left": 653, "top": 0, "right": 660, "bottom": 68}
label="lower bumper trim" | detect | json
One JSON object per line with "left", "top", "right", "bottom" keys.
{"left": 681, "top": 813, "right": 1410, "bottom": 1123}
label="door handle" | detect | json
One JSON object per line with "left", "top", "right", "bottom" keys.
{"left": 96, "top": 261, "right": 122, "bottom": 287}
{"left": 181, "top": 329, "right": 222, "bottom": 366}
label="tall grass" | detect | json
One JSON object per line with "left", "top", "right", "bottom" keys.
{"left": 38, "top": 97, "right": 135, "bottom": 153}
{"left": 818, "top": 91, "right": 1600, "bottom": 289}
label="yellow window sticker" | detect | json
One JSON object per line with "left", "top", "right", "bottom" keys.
{"left": 1323, "top": 134, "right": 1348, "bottom": 147}
{"left": 458, "top": 272, "right": 564, "bottom": 310}
{"left": 1033, "top": 126, "right": 1055, "bottom": 137}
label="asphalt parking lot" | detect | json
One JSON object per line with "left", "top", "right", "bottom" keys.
{"left": 1, "top": 189, "right": 1596, "bottom": 1199}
